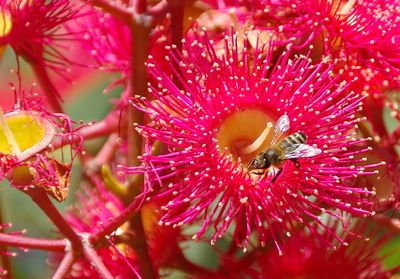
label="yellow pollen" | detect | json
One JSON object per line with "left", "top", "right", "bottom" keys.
{"left": 337, "top": 0, "right": 357, "bottom": 16}
{"left": 0, "top": 110, "right": 55, "bottom": 160}
{"left": 0, "top": 10, "right": 12, "bottom": 37}
{"left": 0, "top": 9, "right": 12, "bottom": 57}
{"left": 0, "top": 107, "right": 21, "bottom": 155}
{"left": 239, "top": 122, "right": 273, "bottom": 155}
{"left": 216, "top": 108, "right": 275, "bottom": 166}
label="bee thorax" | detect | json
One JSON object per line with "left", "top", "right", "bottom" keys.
{"left": 265, "top": 149, "right": 280, "bottom": 165}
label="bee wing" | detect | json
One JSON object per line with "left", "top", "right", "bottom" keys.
{"left": 281, "top": 144, "right": 322, "bottom": 159}
{"left": 271, "top": 115, "right": 290, "bottom": 145}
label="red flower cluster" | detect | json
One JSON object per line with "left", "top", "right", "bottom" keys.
{"left": 0, "top": 0, "right": 399, "bottom": 278}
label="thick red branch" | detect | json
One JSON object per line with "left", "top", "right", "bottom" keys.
{"left": 30, "top": 61, "right": 64, "bottom": 113}
{"left": 88, "top": 0, "right": 133, "bottom": 25}
{"left": 25, "top": 189, "right": 82, "bottom": 249}
{"left": 82, "top": 245, "right": 114, "bottom": 279}
{"left": 148, "top": 0, "right": 168, "bottom": 17}
{"left": 167, "top": 0, "right": 185, "bottom": 51}
{"left": 134, "top": 0, "right": 148, "bottom": 14}
{"left": 89, "top": 197, "right": 141, "bottom": 244}
{"left": 126, "top": 11, "right": 158, "bottom": 279}
{"left": 52, "top": 251, "right": 75, "bottom": 279}
{"left": 0, "top": 233, "right": 66, "bottom": 252}
{"left": 0, "top": 202, "right": 13, "bottom": 278}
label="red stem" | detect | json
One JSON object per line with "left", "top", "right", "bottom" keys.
{"left": 126, "top": 10, "right": 158, "bottom": 279}
{"left": 129, "top": 212, "right": 157, "bottom": 279}
{"left": 0, "top": 201, "right": 13, "bottom": 278}
{"left": 134, "top": 0, "right": 147, "bottom": 14}
{"left": 89, "top": 0, "right": 133, "bottom": 25}
{"left": 166, "top": 0, "right": 185, "bottom": 51}
{"left": 391, "top": 265, "right": 400, "bottom": 275}
{"left": 30, "top": 61, "right": 63, "bottom": 113}
{"left": 0, "top": 233, "right": 66, "bottom": 252}
{"left": 77, "top": 110, "right": 121, "bottom": 139}
{"left": 89, "top": 197, "right": 141, "bottom": 244}
{"left": 87, "top": 18, "right": 152, "bottom": 249}
{"left": 25, "top": 189, "right": 82, "bottom": 249}
{"left": 148, "top": 0, "right": 168, "bottom": 17}
{"left": 82, "top": 245, "right": 114, "bottom": 279}
{"left": 85, "top": 133, "right": 120, "bottom": 173}
{"left": 52, "top": 251, "right": 75, "bottom": 279}
{"left": 51, "top": 110, "right": 120, "bottom": 150}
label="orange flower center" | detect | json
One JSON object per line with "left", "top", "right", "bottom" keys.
{"left": 0, "top": 110, "right": 55, "bottom": 161}
{"left": 216, "top": 108, "right": 276, "bottom": 167}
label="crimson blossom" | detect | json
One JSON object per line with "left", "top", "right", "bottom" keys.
{"left": 0, "top": 90, "right": 82, "bottom": 202}
{"left": 192, "top": 218, "right": 398, "bottom": 278}
{"left": 256, "top": 220, "right": 398, "bottom": 279}
{"left": 73, "top": 8, "right": 131, "bottom": 74}
{"left": 72, "top": 5, "right": 171, "bottom": 82}
{"left": 122, "top": 30, "right": 382, "bottom": 253}
{"left": 0, "top": 0, "right": 81, "bottom": 112}
{"left": 0, "top": 0, "right": 78, "bottom": 73}
{"left": 262, "top": 0, "right": 400, "bottom": 90}
{"left": 51, "top": 182, "right": 140, "bottom": 278}
{"left": 51, "top": 179, "right": 185, "bottom": 278}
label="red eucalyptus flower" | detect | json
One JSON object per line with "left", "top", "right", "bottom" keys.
{"left": 122, "top": 31, "right": 381, "bottom": 252}
{"left": 0, "top": 90, "right": 83, "bottom": 201}
{"left": 262, "top": 0, "right": 400, "bottom": 89}
{"left": 257, "top": 219, "right": 398, "bottom": 278}
{"left": 57, "top": 182, "right": 140, "bottom": 278}
{"left": 72, "top": 6, "right": 171, "bottom": 80}
{"left": 54, "top": 179, "right": 184, "bottom": 278}
{"left": 74, "top": 9, "right": 131, "bottom": 74}
{"left": 0, "top": 0, "right": 78, "bottom": 73}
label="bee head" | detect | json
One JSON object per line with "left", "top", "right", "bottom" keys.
{"left": 247, "top": 153, "right": 271, "bottom": 171}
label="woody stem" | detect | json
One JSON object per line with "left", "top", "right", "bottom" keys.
{"left": 124, "top": 5, "right": 157, "bottom": 277}
{"left": 0, "top": 197, "right": 13, "bottom": 278}
{"left": 30, "top": 61, "right": 63, "bottom": 113}
{"left": 0, "top": 233, "right": 66, "bottom": 252}
{"left": 25, "top": 188, "right": 82, "bottom": 249}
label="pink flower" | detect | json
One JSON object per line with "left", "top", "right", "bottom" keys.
{"left": 0, "top": 0, "right": 78, "bottom": 73}
{"left": 72, "top": 6, "right": 170, "bottom": 79}
{"left": 0, "top": 90, "right": 83, "bottom": 201}
{"left": 123, "top": 31, "right": 381, "bottom": 252}
{"left": 262, "top": 0, "right": 400, "bottom": 88}
{"left": 56, "top": 182, "right": 140, "bottom": 278}
{"left": 187, "top": 0, "right": 275, "bottom": 55}
{"left": 73, "top": 9, "right": 131, "bottom": 74}
{"left": 256, "top": 219, "right": 397, "bottom": 278}
{"left": 53, "top": 179, "right": 183, "bottom": 278}
{"left": 192, "top": 218, "right": 398, "bottom": 278}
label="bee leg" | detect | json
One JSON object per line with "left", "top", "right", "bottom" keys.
{"left": 271, "top": 168, "right": 283, "bottom": 183}
{"left": 290, "top": 159, "right": 300, "bottom": 169}
{"left": 251, "top": 169, "right": 265, "bottom": 176}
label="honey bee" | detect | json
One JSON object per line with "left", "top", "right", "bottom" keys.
{"left": 247, "top": 115, "right": 321, "bottom": 182}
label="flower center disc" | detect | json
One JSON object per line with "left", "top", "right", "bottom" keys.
{"left": 0, "top": 9, "right": 12, "bottom": 57}
{"left": 0, "top": 111, "right": 55, "bottom": 161}
{"left": 0, "top": 10, "right": 12, "bottom": 37}
{"left": 216, "top": 108, "right": 275, "bottom": 167}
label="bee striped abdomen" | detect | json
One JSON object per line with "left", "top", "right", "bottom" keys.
{"left": 277, "top": 132, "right": 307, "bottom": 150}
